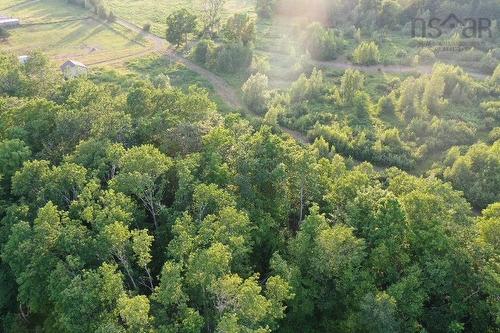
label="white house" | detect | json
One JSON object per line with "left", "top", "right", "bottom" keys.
{"left": 60, "top": 60, "right": 88, "bottom": 78}
{"left": 18, "top": 55, "right": 30, "bottom": 64}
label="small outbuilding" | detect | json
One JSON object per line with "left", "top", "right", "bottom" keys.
{"left": 18, "top": 55, "right": 30, "bottom": 64}
{"left": 60, "top": 60, "right": 88, "bottom": 78}
{"left": 0, "top": 17, "right": 20, "bottom": 28}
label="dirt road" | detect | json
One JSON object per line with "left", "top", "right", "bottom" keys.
{"left": 114, "top": 17, "right": 243, "bottom": 109}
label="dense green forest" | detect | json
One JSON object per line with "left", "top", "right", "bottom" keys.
{"left": 0, "top": 0, "right": 499, "bottom": 332}
{"left": 0, "top": 48, "right": 498, "bottom": 332}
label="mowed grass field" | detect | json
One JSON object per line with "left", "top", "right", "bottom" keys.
{"left": 103, "top": 0, "right": 254, "bottom": 35}
{"left": 0, "top": 0, "right": 26, "bottom": 10}
{"left": 0, "top": 0, "right": 152, "bottom": 65}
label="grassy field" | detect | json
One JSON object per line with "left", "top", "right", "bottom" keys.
{"left": 1, "top": 0, "right": 152, "bottom": 65}
{"left": 0, "top": 0, "right": 25, "bottom": 10}
{"left": 103, "top": 0, "right": 254, "bottom": 36}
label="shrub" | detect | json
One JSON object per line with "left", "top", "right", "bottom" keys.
{"left": 458, "top": 48, "right": 484, "bottom": 62}
{"left": 491, "top": 64, "right": 500, "bottom": 84}
{"left": 0, "top": 27, "right": 10, "bottom": 40}
{"left": 107, "top": 11, "right": 116, "bottom": 22}
{"left": 251, "top": 55, "right": 270, "bottom": 74}
{"left": 96, "top": 5, "right": 108, "bottom": 19}
{"left": 303, "top": 23, "right": 344, "bottom": 61}
{"left": 353, "top": 91, "right": 372, "bottom": 121}
{"left": 488, "top": 127, "right": 500, "bottom": 143}
{"left": 166, "top": 8, "right": 197, "bottom": 47}
{"left": 212, "top": 43, "right": 252, "bottom": 73}
{"left": 395, "top": 48, "right": 408, "bottom": 58}
{"left": 289, "top": 68, "right": 324, "bottom": 103}
{"left": 241, "top": 73, "right": 269, "bottom": 114}
{"left": 480, "top": 51, "right": 498, "bottom": 74}
{"left": 223, "top": 13, "right": 255, "bottom": 46}
{"left": 418, "top": 47, "right": 435, "bottom": 64}
{"left": 192, "top": 39, "right": 214, "bottom": 65}
{"left": 256, "top": 0, "right": 275, "bottom": 18}
{"left": 376, "top": 95, "right": 396, "bottom": 116}
{"left": 352, "top": 41, "right": 380, "bottom": 65}
{"left": 142, "top": 23, "right": 151, "bottom": 32}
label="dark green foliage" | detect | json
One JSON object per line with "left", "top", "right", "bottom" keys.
{"left": 166, "top": 9, "right": 197, "bottom": 47}
{"left": 256, "top": 0, "right": 275, "bottom": 18}
{"left": 444, "top": 141, "right": 500, "bottom": 209}
{"left": 0, "top": 50, "right": 498, "bottom": 333}
{"left": 212, "top": 42, "right": 253, "bottom": 73}
{"left": 192, "top": 39, "right": 215, "bottom": 65}
{"left": 0, "top": 27, "right": 10, "bottom": 39}
{"left": 222, "top": 13, "right": 255, "bottom": 46}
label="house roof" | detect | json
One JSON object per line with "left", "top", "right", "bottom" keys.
{"left": 0, "top": 18, "right": 19, "bottom": 24}
{"left": 18, "top": 55, "right": 30, "bottom": 63}
{"left": 60, "top": 60, "right": 87, "bottom": 69}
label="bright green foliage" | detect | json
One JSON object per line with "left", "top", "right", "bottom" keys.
{"left": 0, "top": 139, "right": 31, "bottom": 182}
{"left": 223, "top": 13, "right": 255, "bottom": 46}
{"left": 352, "top": 41, "right": 381, "bottom": 65}
{"left": 242, "top": 73, "right": 269, "bottom": 114}
{"left": 303, "top": 23, "right": 344, "bottom": 61}
{"left": 0, "top": 49, "right": 497, "bottom": 333}
{"left": 53, "top": 263, "right": 125, "bottom": 332}
{"left": 111, "top": 145, "right": 173, "bottom": 229}
{"left": 0, "top": 51, "right": 60, "bottom": 98}
{"left": 117, "top": 294, "right": 152, "bottom": 332}
{"left": 289, "top": 68, "right": 324, "bottom": 103}
{"left": 376, "top": 95, "right": 396, "bottom": 116}
{"left": 12, "top": 161, "right": 87, "bottom": 209}
{"left": 492, "top": 64, "right": 500, "bottom": 85}
{"left": 339, "top": 69, "right": 365, "bottom": 104}
{"left": 477, "top": 202, "right": 500, "bottom": 250}
{"left": 444, "top": 141, "right": 500, "bottom": 208}
{"left": 166, "top": 9, "right": 197, "bottom": 47}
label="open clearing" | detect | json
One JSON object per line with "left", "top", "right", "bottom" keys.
{"left": 0, "top": 0, "right": 152, "bottom": 65}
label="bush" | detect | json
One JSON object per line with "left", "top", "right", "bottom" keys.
{"left": 480, "top": 51, "right": 498, "bottom": 74}
{"left": 142, "top": 23, "right": 151, "bottom": 32}
{"left": 192, "top": 39, "right": 214, "bottom": 65}
{"left": 289, "top": 68, "right": 324, "bottom": 103}
{"left": 303, "top": 23, "right": 344, "bottom": 61}
{"left": 96, "top": 5, "right": 108, "bottom": 19}
{"left": 376, "top": 95, "right": 396, "bottom": 116}
{"left": 256, "top": 0, "right": 275, "bottom": 18}
{"left": 107, "top": 11, "right": 116, "bottom": 22}
{"left": 395, "top": 48, "right": 408, "bottom": 58}
{"left": 251, "top": 55, "right": 270, "bottom": 74}
{"left": 222, "top": 13, "right": 255, "bottom": 46}
{"left": 241, "top": 73, "right": 269, "bottom": 114}
{"left": 212, "top": 43, "right": 252, "bottom": 73}
{"left": 352, "top": 41, "right": 380, "bottom": 65}
{"left": 0, "top": 27, "right": 10, "bottom": 40}
{"left": 418, "top": 47, "right": 436, "bottom": 64}
{"left": 491, "top": 64, "right": 500, "bottom": 84}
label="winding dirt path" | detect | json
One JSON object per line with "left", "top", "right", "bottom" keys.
{"left": 114, "top": 17, "right": 243, "bottom": 109}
